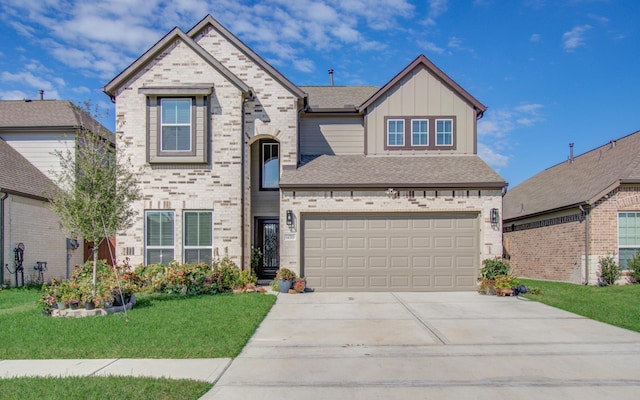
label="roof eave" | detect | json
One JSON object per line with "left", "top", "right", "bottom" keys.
{"left": 280, "top": 181, "right": 507, "bottom": 190}
{"left": 503, "top": 201, "right": 589, "bottom": 223}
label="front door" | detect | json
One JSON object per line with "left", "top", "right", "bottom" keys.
{"left": 256, "top": 219, "right": 279, "bottom": 279}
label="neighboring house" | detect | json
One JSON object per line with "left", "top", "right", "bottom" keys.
{"left": 0, "top": 139, "right": 83, "bottom": 284}
{"left": 0, "top": 99, "right": 112, "bottom": 285}
{"left": 103, "top": 14, "right": 506, "bottom": 292}
{"left": 503, "top": 131, "right": 640, "bottom": 284}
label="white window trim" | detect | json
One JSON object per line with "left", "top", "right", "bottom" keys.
{"left": 387, "top": 119, "right": 405, "bottom": 147}
{"left": 160, "top": 98, "right": 193, "bottom": 152}
{"left": 435, "top": 118, "right": 453, "bottom": 146}
{"left": 411, "top": 118, "right": 429, "bottom": 146}
{"left": 183, "top": 210, "right": 213, "bottom": 263}
{"left": 145, "top": 210, "right": 175, "bottom": 265}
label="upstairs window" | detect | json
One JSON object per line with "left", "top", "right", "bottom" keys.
{"left": 412, "top": 119, "right": 428, "bottom": 146}
{"left": 161, "top": 99, "right": 192, "bottom": 152}
{"left": 184, "top": 211, "right": 213, "bottom": 264}
{"left": 436, "top": 119, "right": 453, "bottom": 146}
{"left": 387, "top": 119, "right": 404, "bottom": 146}
{"left": 261, "top": 141, "right": 279, "bottom": 190}
{"left": 146, "top": 211, "right": 175, "bottom": 265}
{"left": 139, "top": 84, "right": 212, "bottom": 164}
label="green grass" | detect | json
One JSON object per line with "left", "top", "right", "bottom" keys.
{"left": 0, "top": 288, "right": 276, "bottom": 359}
{"left": 0, "top": 376, "right": 211, "bottom": 400}
{"left": 521, "top": 279, "right": 640, "bottom": 333}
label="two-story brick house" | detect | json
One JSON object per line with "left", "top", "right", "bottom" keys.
{"left": 104, "top": 14, "right": 506, "bottom": 291}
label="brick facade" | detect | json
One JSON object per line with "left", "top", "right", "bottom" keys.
{"left": 504, "top": 185, "right": 640, "bottom": 284}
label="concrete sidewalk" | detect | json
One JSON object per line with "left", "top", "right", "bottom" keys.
{"left": 0, "top": 358, "right": 230, "bottom": 383}
{"left": 202, "top": 292, "right": 640, "bottom": 399}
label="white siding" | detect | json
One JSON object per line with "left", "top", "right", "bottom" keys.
{"left": 1, "top": 132, "right": 75, "bottom": 182}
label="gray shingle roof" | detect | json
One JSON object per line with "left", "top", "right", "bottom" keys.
{"left": 300, "top": 86, "right": 379, "bottom": 110}
{"left": 0, "top": 100, "right": 113, "bottom": 142}
{"left": 504, "top": 130, "right": 640, "bottom": 221}
{"left": 280, "top": 155, "right": 506, "bottom": 188}
{"left": 0, "top": 139, "right": 55, "bottom": 199}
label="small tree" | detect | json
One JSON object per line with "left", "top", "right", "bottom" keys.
{"left": 49, "top": 101, "right": 140, "bottom": 291}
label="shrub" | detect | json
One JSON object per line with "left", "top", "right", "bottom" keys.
{"left": 275, "top": 268, "right": 296, "bottom": 281}
{"left": 626, "top": 252, "right": 640, "bottom": 284}
{"left": 479, "top": 257, "right": 510, "bottom": 280}
{"left": 598, "top": 256, "right": 621, "bottom": 285}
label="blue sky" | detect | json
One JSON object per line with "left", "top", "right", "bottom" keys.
{"left": 1, "top": 0, "right": 638, "bottom": 187}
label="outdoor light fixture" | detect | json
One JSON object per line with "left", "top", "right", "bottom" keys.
{"left": 490, "top": 208, "right": 499, "bottom": 226}
{"left": 385, "top": 188, "right": 398, "bottom": 199}
{"left": 286, "top": 210, "right": 294, "bottom": 227}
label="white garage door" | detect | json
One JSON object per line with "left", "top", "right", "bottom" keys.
{"left": 302, "top": 213, "right": 479, "bottom": 291}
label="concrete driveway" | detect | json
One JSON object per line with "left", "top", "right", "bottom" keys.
{"left": 203, "top": 292, "right": 640, "bottom": 399}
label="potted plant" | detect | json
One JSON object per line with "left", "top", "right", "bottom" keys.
{"left": 478, "top": 257, "right": 510, "bottom": 295}
{"left": 293, "top": 277, "right": 307, "bottom": 293}
{"left": 495, "top": 271, "right": 520, "bottom": 296}
{"left": 275, "top": 268, "right": 296, "bottom": 293}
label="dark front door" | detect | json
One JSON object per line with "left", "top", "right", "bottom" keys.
{"left": 256, "top": 219, "right": 279, "bottom": 279}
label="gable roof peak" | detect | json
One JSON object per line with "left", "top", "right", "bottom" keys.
{"left": 187, "top": 14, "right": 305, "bottom": 99}
{"left": 359, "top": 54, "right": 487, "bottom": 116}
{"left": 104, "top": 24, "right": 249, "bottom": 97}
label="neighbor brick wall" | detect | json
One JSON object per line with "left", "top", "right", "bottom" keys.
{"left": 504, "top": 185, "right": 640, "bottom": 285}
{"left": 504, "top": 216, "right": 585, "bottom": 283}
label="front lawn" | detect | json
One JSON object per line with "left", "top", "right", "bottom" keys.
{"left": 0, "top": 376, "right": 211, "bottom": 400}
{"left": 0, "top": 288, "right": 276, "bottom": 359}
{"left": 521, "top": 279, "right": 640, "bottom": 333}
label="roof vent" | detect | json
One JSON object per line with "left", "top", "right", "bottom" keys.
{"left": 328, "top": 68, "right": 334, "bottom": 86}
{"left": 610, "top": 140, "right": 617, "bottom": 148}
{"left": 568, "top": 142, "right": 574, "bottom": 163}
{"left": 39, "top": 90, "right": 44, "bottom": 100}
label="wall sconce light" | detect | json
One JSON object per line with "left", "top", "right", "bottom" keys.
{"left": 490, "top": 208, "right": 499, "bottom": 226}
{"left": 385, "top": 188, "right": 398, "bottom": 199}
{"left": 286, "top": 210, "right": 294, "bottom": 227}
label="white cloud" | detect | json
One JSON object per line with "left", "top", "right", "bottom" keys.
{"left": 0, "top": 90, "right": 29, "bottom": 100}
{"left": 478, "top": 143, "right": 509, "bottom": 168}
{"left": 562, "top": 25, "right": 591, "bottom": 51}
{"left": 425, "top": 0, "right": 449, "bottom": 26}
{"left": 418, "top": 40, "right": 444, "bottom": 54}
{"left": 530, "top": 33, "right": 541, "bottom": 42}
{"left": 477, "top": 103, "right": 545, "bottom": 169}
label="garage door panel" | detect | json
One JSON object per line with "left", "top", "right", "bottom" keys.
{"left": 302, "top": 213, "right": 479, "bottom": 292}
{"left": 434, "top": 237, "right": 453, "bottom": 249}
{"left": 369, "top": 237, "right": 387, "bottom": 249}
{"left": 391, "top": 237, "right": 409, "bottom": 248}
{"left": 369, "top": 257, "right": 388, "bottom": 268}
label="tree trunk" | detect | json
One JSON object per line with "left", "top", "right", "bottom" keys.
{"left": 92, "top": 246, "right": 99, "bottom": 295}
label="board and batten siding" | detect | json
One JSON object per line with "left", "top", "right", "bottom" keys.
{"left": 365, "top": 66, "right": 476, "bottom": 155}
{"left": 300, "top": 115, "right": 364, "bottom": 155}
{"left": 1, "top": 132, "right": 75, "bottom": 182}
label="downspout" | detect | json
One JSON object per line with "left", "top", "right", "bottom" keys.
{"left": 583, "top": 205, "right": 590, "bottom": 285}
{"left": 1, "top": 190, "right": 8, "bottom": 286}
{"left": 584, "top": 206, "right": 591, "bottom": 285}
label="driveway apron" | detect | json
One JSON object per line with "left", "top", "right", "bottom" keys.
{"left": 202, "top": 292, "right": 640, "bottom": 399}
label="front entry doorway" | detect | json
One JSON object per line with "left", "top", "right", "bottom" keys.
{"left": 255, "top": 218, "right": 279, "bottom": 279}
